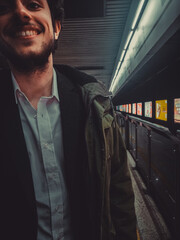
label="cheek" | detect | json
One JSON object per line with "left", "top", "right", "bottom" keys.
{"left": 43, "top": 18, "right": 54, "bottom": 36}
{"left": 41, "top": 11, "right": 54, "bottom": 29}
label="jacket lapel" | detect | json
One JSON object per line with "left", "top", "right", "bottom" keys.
{"left": 1, "top": 70, "right": 36, "bottom": 209}
{"left": 56, "top": 69, "right": 85, "bottom": 189}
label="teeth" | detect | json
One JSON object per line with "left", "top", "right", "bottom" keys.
{"left": 16, "top": 30, "right": 38, "bottom": 37}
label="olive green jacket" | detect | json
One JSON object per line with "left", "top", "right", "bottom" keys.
{"left": 81, "top": 82, "right": 137, "bottom": 240}
{"left": 57, "top": 65, "right": 137, "bottom": 240}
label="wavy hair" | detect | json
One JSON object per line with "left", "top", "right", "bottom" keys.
{"left": 47, "top": 0, "right": 64, "bottom": 27}
{"left": 47, "top": 0, "right": 64, "bottom": 50}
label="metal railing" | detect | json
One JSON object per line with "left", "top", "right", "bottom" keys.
{"left": 116, "top": 112, "right": 180, "bottom": 240}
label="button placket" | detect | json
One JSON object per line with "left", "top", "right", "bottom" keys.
{"left": 37, "top": 99, "right": 64, "bottom": 240}
{"left": 14, "top": 73, "right": 73, "bottom": 239}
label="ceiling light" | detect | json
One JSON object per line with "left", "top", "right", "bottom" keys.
{"left": 132, "top": 0, "right": 146, "bottom": 30}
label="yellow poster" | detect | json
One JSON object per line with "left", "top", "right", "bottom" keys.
{"left": 156, "top": 100, "right": 167, "bottom": 121}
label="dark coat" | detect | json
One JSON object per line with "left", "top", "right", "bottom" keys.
{"left": 0, "top": 65, "right": 137, "bottom": 240}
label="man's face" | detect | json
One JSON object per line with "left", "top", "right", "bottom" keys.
{"left": 0, "top": 0, "right": 61, "bottom": 71}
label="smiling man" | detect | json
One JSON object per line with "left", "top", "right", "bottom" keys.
{"left": 0, "top": 0, "right": 60, "bottom": 73}
{"left": 0, "top": 1, "right": 137, "bottom": 240}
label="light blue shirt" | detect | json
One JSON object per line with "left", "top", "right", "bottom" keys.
{"left": 11, "top": 69, "right": 73, "bottom": 240}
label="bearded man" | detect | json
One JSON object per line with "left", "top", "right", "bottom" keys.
{"left": 0, "top": 1, "right": 137, "bottom": 240}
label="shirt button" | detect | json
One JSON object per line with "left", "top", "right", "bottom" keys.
{"left": 55, "top": 205, "right": 62, "bottom": 213}
{"left": 43, "top": 143, "right": 47, "bottom": 148}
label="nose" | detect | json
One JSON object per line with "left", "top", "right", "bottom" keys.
{"left": 14, "top": 1, "right": 32, "bottom": 22}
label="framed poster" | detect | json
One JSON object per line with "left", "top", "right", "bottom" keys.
{"left": 144, "top": 101, "right": 152, "bottom": 118}
{"left": 174, "top": 98, "right": 180, "bottom": 123}
{"left": 137, "top": 103, "right": 142, "bottom": 116}
{"left": 155, "top": 100, "right": 167, "bottom": 121}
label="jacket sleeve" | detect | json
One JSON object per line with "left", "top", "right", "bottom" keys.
{"left": 110, "top": 112, "right": 137, "bottom": 240}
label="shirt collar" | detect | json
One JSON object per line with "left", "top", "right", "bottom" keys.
{"left": 52, "top": 68, "right": 60, "bottom": 101}
{"left": 11, "top": 68, "right": 60, "bottom": 104}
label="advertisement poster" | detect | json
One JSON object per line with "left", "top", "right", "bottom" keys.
{"left": 123, "top": 105, "right": 126, "bottom": 112}
{"left": 132, "top": 103, "right": 136, "bottom": 115}
{"left": 155, "top": 100, "right": 167, "bottom": 121}
{"left": 129, "top": 104, "right": 131, "bottom": 113}
{"left": 120, "top": 105, "right": 126, "bottom": 112}
{"left": 174, "top": 98, "right": 180, "bottom": 123}
{"left": 144, "top": 101, "right": 152, "bottom": 118}
{"left": 137, "top": 103, "right": 142, "bottom": 116}
{"left": 126, "top": 104, "right": 128, "bottom": 113}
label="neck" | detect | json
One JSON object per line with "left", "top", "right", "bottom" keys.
{"left": 10, "top": 55, "right": 54, "bottom": 109}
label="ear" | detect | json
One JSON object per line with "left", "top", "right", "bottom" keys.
{"left": 54, "top": 20, "right": 61, "bottom": 40}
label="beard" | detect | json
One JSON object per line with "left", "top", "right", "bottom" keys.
{"left": 0, "top": 37, "right": 55, "bottom": 73}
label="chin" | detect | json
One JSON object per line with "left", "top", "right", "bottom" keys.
{"left": 1, "top": 39, "right": 55, "bottom": 72}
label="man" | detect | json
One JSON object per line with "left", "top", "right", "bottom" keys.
{"left": 0, "top": 0, "right": 137, "bottom": 240}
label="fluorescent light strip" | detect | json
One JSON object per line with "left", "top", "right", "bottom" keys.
{"left": 124, "top": 30, "right": 133, "bottom": 50}
{"left": 132, "top": 0, "right": 145, "bottom": 29}
{"left": 110, "top": 0, "right": 146, "bottom": 93}
{"left": 120, "top": 49, "right": 126, "bottom": 62}
{"left": 110, "top": 51, "right": 125, "bottom": 90}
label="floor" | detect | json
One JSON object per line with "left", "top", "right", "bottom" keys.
{"left": 127, "top": 151, "right": 172, "bottom": 240}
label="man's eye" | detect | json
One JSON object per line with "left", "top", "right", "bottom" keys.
{"left": 28, "top": 2, "right": 41, "bottom": 10}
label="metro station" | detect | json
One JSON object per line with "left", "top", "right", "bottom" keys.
{"left": 0, "top": 0, "right": 179, "bottom": 240}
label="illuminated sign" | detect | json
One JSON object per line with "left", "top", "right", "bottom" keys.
{"left": 126, "top": 104, "right": 128, "bottom": 113}
{"left": 132, "top": 103, "right": 136, "bottom": 115}
{"left": 144, "top": 101, "right": 152, "bottom": 118}
{"left": 129, "top": 104, "right": 131, "bottom": 113}
{"left": 174, "top": 98, "right": 180, "bottom": 123}
{"left": 155, "top": 100, "right": 167, "bottom": 121}
{"left": 137, "top": 103, "right": 142, "bottom": 116}
{"left": 119, "top": 105, "right": 126, "bottom": 112}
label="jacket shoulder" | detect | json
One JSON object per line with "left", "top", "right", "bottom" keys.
{"left": 54, "top": 64, "right": 111, "bottom": 99}
{"left": 54, "top": 64, "right": 97, "bottom": 86}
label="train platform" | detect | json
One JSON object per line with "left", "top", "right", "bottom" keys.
{"left": 127, "top": 151, "right": 172, "bottom": 240}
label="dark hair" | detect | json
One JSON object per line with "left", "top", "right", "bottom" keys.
{"left": 46, "top": 0, "right": 64, "bottom": 51}
{"left": 47, "top": 0, "right": 64, "bottom": 28}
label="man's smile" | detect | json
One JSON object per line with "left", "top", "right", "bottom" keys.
{"left": 16, "top": 30, "right": 39, "bottom": 38}
{"left": 5, "top": 24, "right": 43, "bottom": 39}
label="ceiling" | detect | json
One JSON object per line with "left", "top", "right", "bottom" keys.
{"left": 54, "top": 0, "right": 133, "bottom": 88}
